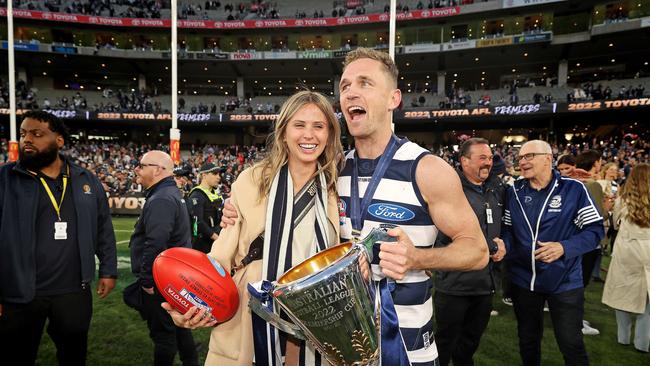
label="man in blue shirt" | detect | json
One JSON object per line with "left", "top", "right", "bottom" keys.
{"left": 497, "top": 140, "right": 604, "bottom": 366}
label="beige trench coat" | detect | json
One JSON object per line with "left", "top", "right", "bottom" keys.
{"left": 205, "top": 166, "right": 341, "bottom": 365}
{"left": 602, "top": 199, "right": 650, "bottom": 314}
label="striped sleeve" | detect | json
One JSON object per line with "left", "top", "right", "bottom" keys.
{"left": 573, "top": 181, "right": 603, "bottom": 229}
{"left": 573, "top": 205, "right": 602, "bottom": 229}
{"left": 503, "top": 209, "right": 512, "bottom": 226}
{"left": 559, "top": 181, "right": 605, "bottom": 259}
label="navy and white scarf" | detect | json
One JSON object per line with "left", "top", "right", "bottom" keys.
{"left": 253, "top": 164, "right": 332, "bottom": 366}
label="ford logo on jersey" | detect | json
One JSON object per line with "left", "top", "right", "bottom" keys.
{"left": 368, "top": 203, "right": 415, "bottom": 222}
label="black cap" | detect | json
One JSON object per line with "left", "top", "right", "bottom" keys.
{"left": 173, "top": 165, "right": 191, "bottom": 177}
{"left": 199, "top": 162, "right": 219, "bottom": 174}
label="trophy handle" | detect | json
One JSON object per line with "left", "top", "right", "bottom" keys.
{"left": 249, "top": 296, "right": 306, "bottom": 340}
{"left": 355, "top": 226, "right": 398, "bottom": 262}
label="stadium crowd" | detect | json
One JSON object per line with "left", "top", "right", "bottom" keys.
{"left": 3, "top": 75, "right": 647, "bottom": 115}
{"left": 2, "top": 132, "right": 647, "bottom": 199}
{"left": 9, "top": 0, "right": 492, "bottom": 21}
{"left": 12, "top": 0, "right": 166, "bottom": 18}
{"left": 43, "top": 141, "right": 264, "bottom": 198}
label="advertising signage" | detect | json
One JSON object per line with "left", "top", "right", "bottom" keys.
{"left": 108, "top": 195, "right": 145, "bottom": 215}
{"left": 0, "top": 41, "right": 39, "bottom": 51}
{"left": 0, "top": 7, "right": 461, "bottom": 30}
{"left": 298, "top": 51, "right": 333, "bottom": 59}
{"left": 475, "top": 37, "right": 514, "bottom": 48}
{"left": 2, "top": 100, "right": 647, "bottom": 125}
{"left": 513, "top": 32, "right": 552, "bottom": 44}
{"left": 398, "top": 104, "right": 555, "bottom": 119}
{"left": 502, "top": 0, "right": 564, "bottom": 8}
{"left": 51, "top": 45, "right": 78, "bottom": 54}
{"left": 566, "top": 98, "right": 650, "bottom": 112}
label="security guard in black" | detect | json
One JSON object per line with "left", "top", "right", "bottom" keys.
{"left": 0, "top": 111, "right": 117, "bottom": 366}
{"left": 188, "top": 162, "right": 224, "bottom": 253}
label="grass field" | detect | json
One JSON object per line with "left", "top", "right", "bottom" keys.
{"left": 35, "top": 217, "right": 647, "bottom": 365}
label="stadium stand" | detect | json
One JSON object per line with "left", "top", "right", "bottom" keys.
{"left": 6, "top": 76, "right": 647, "bottom": 112}
{"left": 10, "top": 0, "right": 497, "bottom": 20}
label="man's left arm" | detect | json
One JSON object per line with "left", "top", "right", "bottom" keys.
{"left": 378, "top": 155, "right": 488, "bottom": 279}
{"left": 536, "top": 183, "right": 605, "bottom": 262}
{"left": 558, "top": 223, "right": 604, "bottom": 260}
{"left": 562, "top": 183, "right": 605, "bottom": 259}
{"left": 140, "top": 198, "right": 176, "bottom": 290}
{"left": 94, "top": 178, "right": 117, "bottom": 298}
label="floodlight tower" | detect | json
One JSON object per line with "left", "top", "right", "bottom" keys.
{"left": 6, "top": 1, "right": 18, "bottom": 161}
{"left": 170, "top": 0, "right": 181, "bottom": 164}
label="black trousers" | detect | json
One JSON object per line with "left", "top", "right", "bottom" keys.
{"left": 581, "top": 249, "right": 600, "bottom": 287}
{"left": 494, "top": 260, "right": 512, "bottom": 299}
{"left": 511, "top": 285, "right": 588, "bottom": 366}
{"left": 0, "top": 288, "right": 92, "bottom": 366}
{"left": 141, "top": 287, "right": 199, "bottom": 366}
{"left": 192, "top": 237, "right": 213, "bottom": 254}
{"left": 434, "top": 292, "right": 492, "bottom": 366}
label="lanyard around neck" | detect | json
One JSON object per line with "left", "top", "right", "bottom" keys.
{"left": 350, "top": 135, "right": 401, "bottom": 234}
{"left": 30, "top": 165, "right": 69, "bottom": 221}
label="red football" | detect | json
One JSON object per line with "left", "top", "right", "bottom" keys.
{"left": 153, "top": 247, "right": 239, "bottom": 322}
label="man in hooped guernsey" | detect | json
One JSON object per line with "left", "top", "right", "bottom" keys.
{"left": 337, "top": 48, "right": 488, "bottom": 365}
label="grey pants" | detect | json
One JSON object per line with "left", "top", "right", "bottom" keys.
{"left": 616, "top": 300, "right": 650, "bottom": 352}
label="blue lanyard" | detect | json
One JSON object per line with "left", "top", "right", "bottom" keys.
{"left": 350, "top": 135, "right": 401, "bottom": 234}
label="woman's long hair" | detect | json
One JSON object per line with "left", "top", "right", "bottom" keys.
{"left": 620, "top": 163, "right": 650, "bottom": 228}
{"left": 256, "top": 91, "right": 343, "bottom": 200}
{"left": 600, "top": 162, "right": 617, "bottom": 180}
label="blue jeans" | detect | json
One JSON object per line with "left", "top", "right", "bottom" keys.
{"left": 616, "top": 299, "right": 650, "bottom": 352}
{"left": 511, "top": 285, "right": 588, "bottom": 366}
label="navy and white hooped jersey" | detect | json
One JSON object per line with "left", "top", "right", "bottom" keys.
{"left": 338, "top": 140, "right": 439, "bottom": 365}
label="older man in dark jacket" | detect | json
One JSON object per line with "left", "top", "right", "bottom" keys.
{"left": 434, "top": 138, "right": 506, "bottom": 366}
{"left": 0, "top": 111, "right": 117, "bottom": 365}
{"left": 130, "top": 150, "right": 198, "bottom": 366}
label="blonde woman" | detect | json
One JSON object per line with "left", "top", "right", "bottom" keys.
{"left": 597, "top": 161, "right": 620, "bottom": 255}
{"left": 598, "top": 162, "right": 620, "bottom": 198}
{"left": 163, "top": 91, "right": 344, "bottom": 365}
{"left": 602, "top": 163, "right": 650, "bottom": 353}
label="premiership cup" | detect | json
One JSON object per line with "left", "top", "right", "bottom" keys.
{"left": 249, "top": 228, "right": 395, "bottom": 365}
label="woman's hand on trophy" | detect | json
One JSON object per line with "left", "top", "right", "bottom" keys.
{"left": 378, "top": 227, "right": 419, "bottom": 280}
{"left": 161, "top": 303, "right": 218, "bottom": 329}
{"left": 220, "top": 199, "right": 238, "bottom": 228}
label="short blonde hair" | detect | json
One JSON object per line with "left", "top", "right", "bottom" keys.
{"left": 343, "top": 48, "right": 398, "bottom": 87}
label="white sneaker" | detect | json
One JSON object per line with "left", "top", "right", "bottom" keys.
{"left": 490, "top": 310, "right": 499, "bottom": 316}
{"left": 502, "top": 297, "right": 513, "bottom": 306}
{"left": 582, "top": 321, "right": 600, "bottom": 336}
{"left": 543, "top": 303, "right": 549, "bottom": 312}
